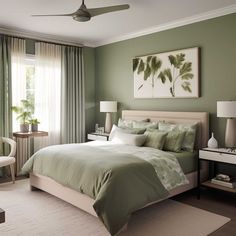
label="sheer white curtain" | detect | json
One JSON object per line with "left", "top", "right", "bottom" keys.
{"left": 11, "top": 38, "right": 26, "bottom": 131}
{"left": 34, "top": 42, "right": 62, "bottom": 151}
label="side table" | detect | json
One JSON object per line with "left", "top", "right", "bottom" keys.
{"left": 198, "top": 148, "right": 236, "bottom": 197}
{"left": 0, "top": 208, "right": 5, "bottom": 223}
{"left": 13, "top": 131, "right": 48, "bottom": 175}
{"left": 87, "top": 132, "right": 109, "bottom": 141}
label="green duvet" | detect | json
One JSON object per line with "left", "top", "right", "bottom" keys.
{"left": 22, "top": 142, "right": 187, "bottom": 235}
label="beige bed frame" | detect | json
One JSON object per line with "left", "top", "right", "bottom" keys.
{"left": 30, "top": 110, "right": 209, "bottom": 217}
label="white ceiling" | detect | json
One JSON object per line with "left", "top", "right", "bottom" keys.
{"left": 0, "top": 0, "right": 236, "bottom": 47}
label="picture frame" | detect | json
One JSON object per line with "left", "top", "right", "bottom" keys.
{"left": 133, "top": 47, "right": 200, "bottom": 98}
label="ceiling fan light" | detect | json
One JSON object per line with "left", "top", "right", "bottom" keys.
{"left": 73, "top": 15, "right": 90, "bottom": 22}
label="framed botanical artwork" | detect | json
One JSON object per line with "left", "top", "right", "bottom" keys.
{"left": 133, "top": 47, "right": 200, "bottom": 98}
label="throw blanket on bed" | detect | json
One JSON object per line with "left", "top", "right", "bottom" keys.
{"left": 22, "top": 142, "right": 188, "bottom": 235}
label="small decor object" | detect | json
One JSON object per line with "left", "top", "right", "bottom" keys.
{"left": 133, "top": 47, "right": 200, "bottom": 98}
{"left": 30, "top": 119, "right": 40, "bottom": 132}
{"left": 12, "top": 99, "right": 34, "bottom": 133}
{"left": 217, "top": 101, "right": 236, "bottom": 148}
{"left": 100, "top": 101, "right": 117, "bottom": 133}
{"left": 207, "top": 132, "right": 218, "bottom": 148}
{"left": 95, "top": 124, "right": 99, "bottom": 133}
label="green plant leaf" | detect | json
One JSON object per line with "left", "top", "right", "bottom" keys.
{"left": 168, "top": 55, "right": 176, "bottom": 66}
{"left": 151, "top": 57, "right": 162, "bottom": 75}
{"left": 144, "top": 64, "right": 151, "bottom": 80}
{"left": 163, "top": 68, "right": 172, "bottom": 82}
{"left": 133, "top": 58, "right": 140, "bottom": 72}
{"left": 181, "top": 73, "right": 194, "bottom": 80}
{"left": 147, "top": 56, "right": 152, "bottom": 64}
{"left": 137, "top": 59, "right": 145, "bottom": 74}
{"left": 180, "top": 62, "right": 192, "bottom": 75}
{"left": 181, "top": 81, "right": 192, "bottom": 93}
{"left": 169, "top": 54, "right": 185, "bottom": 68}
{"left": 175, "top": 53, "right": 185, "bottom": 68}
{"left": 158, "top": 72, "right": 166, "bottom": 83}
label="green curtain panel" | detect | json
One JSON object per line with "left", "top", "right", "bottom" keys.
{"left": 0, "top": 35, "right": 12, "bottom": 176}
{"left": 0, "top": 35, "right": 12, "bottom": 139}
{"left": 61, "top": 46, "right": 85, "bottom": 143}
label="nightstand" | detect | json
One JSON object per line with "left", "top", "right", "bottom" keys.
{"left": 87, "top": 133, "right": 109, "bottom": 141}
{"left": 198, "top": 148, "right": 236, "bottom": 196}
{"left": 0, "top": 208, "right": 5, "bottom": 223}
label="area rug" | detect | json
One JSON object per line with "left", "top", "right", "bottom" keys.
{"left": 0, "top": 180, "right": 230, "bottom": 236}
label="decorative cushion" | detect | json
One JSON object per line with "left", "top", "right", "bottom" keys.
{"left": 111, "top": 131, "right": 146, "bottom": 146}
{"left": 118, "top": 118, "right": 134, "bottom": 128}
{"left": 118, "top": 118, "right": 150, "bottom": 129}
{"left": 133, "top": 120, "right": 158, "bottom": 129}
{"left": 109, "top": 125, "right": 146, "bottom": 141}
{"left": 177, "top": 123, "right": 197, "bottom": 152}
{"left": 143, "top": 129, "right": 168, "bottom": 150}
{"left": 158, "top": 122, "right": 176, "bottom": 132}
{"left": 163, "top": 130, "right": 186, "bottom": 152}
{"left": 159, "top": 122, "right": 197, "bottom": 152}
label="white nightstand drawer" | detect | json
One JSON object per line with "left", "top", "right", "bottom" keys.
{"left": 199, "top": 150, "right": 236, "bottom": 164}
{"left": 87, "top": 134, "right": 108, "bottom": 141}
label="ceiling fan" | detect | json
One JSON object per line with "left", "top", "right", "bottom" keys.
{"left": 32, "top": 0, "right": 130, "bottom": 22}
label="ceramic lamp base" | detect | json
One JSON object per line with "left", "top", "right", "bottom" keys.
{"left": 105, "top": 112, "right": 112, "bottom": 133}
{"left": 225, "top": 118, "right": 236, "bottom": 148}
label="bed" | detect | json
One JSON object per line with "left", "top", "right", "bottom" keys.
{"left": 24, "top": 110, "right": 209, "bottom": 235}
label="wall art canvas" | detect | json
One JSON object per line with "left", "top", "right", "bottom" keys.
{"left": 133, "top": 47, "right": 200, "bottom": 98}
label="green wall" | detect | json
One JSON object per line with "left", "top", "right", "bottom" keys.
{"left": 95, "top": 13, "right": 236, "bottom": 147}
{"left": 84, "top": 47, "right": 96, "bottom": 133}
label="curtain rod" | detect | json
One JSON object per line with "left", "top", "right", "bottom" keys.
{"left": 0, "top": 27, "right": 84, "bottom": 48}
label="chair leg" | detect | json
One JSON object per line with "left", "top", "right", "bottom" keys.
{"left": 10, "top": 164, "right": 15, "bottom": 184}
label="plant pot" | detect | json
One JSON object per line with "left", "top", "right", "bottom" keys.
{"left": 20, "top": 124, "right": 29, "bottom": 133}
{"left": 31, "top": 124, "right": 38, "bottom": 132}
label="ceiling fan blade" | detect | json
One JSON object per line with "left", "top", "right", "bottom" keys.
{"left": 32, "top": 13, "right": 74, "bottom": 17}
{"left": 88, "top": 4, "right": 129, "bottom": 17}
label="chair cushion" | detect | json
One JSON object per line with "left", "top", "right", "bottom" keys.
{"left": 0, "top": 156, "right": 15, "bottom": 167}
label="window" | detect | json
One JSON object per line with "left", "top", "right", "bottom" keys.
{"left": 12, "top": 42, "right": 62, "bottom": 147}
{"left": 12, "top": 54, "right": 36, "bottom": 131}
{"left": 25, "top": 55, "right": 35, "bottom": 113}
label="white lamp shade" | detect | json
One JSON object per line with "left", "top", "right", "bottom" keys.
{"left": 100, "top": 101, "right": 117, "bottom": 113}
{"left": 217, "top": 101, "right": 236, "bottom": 118}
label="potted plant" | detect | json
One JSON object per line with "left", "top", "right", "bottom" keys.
{"left": 29, "top": 118, "right": 40, "bottom": 132}
{"left": 12, "top": 100, "right": 33, "bottom": 133}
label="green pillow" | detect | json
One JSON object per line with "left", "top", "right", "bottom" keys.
{"left": 118, "top": 118, "right": 150, "bottom": 128}
{"left": 144, "top": 130, "right": 168, "bottom": 150}
{"left": 164, "top": 130, "right": 186, "bottom": 152}
{"left": 133, "top": 120, "right": 158, "bottom": 129}
{"left": 177, "top": 123, "right": 197, "bottom": 152}
{"left": 158, "top": 122, "right": 176, "bottom": 131}
{"left": 118, "top": 118, "right": 134, "bottom": 128}
{"left": 159, "top": 122, "right": 197, "bottom": 152}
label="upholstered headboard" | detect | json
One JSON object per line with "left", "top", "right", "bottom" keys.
{"left": 122, "top": 110, "right": 209, "bottom": 149}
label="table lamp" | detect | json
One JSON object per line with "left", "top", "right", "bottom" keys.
{"left": 217, "top": 101, "right": 236, "bottom": 148}
{"left": 100, "top": 101, "right": 117, "bottom": 133}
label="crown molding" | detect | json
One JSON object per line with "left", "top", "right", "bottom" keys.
{"left": 1, "top": 4, "right": 236, "bottom": 48}
{"left": 93, "top": 4, "right": 236, "bottom": 47}
{"left": 0, "top": 27, "right": 85, "bottom": 47}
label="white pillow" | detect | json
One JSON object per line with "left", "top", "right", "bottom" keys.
{"left": 109, "top": 124, "right": 145, "bottom": 141}
{"left": 111, "top": 131, "right": 146, "bottom": 146}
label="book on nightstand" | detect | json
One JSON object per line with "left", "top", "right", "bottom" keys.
{"left": 211, "top": 174, "right": 236, "bottom": 189}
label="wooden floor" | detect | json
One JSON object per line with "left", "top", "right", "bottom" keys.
{"left": 173, "top": 188, "right": 236, "bottom": 236}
